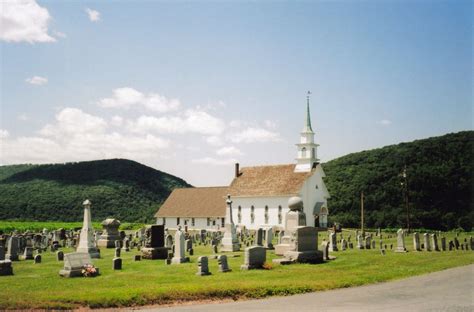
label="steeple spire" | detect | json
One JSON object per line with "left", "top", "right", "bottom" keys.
{"left": 303, "top": 91, "right": 313, "bottom": 133}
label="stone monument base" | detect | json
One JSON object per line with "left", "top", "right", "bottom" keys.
{"left": 171, "top": 256, "right": 190, "bottom": 264}
{"left": 240, "top": 263, "right": 264, "bottom": 270}
{"left": 76, "top": 248, "right": 100, "bottom": 259}
{"left": 220, "top": 242, "right": 240, "bottom": 252}
{"left": 274, "top": 243, "right": 291, "bottom": 256}
{"left": 141, "top": 247, "right": 169, "bottom": 260}
{"left": 97, "top": 238, "right": 120, "bottom": 248}
{"left": 0, "top": 260, "right": 13, "bottom": 276}
{"left": 395, "top": 247, "right": 408, "bottom": 253}
{"left": 59, "top": 268, "right": 100, "bottom": 278}
{"left": 273, "top": 250, "right": 323, "bottom": 265}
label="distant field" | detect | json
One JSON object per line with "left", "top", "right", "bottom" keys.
{"left": 0, "top": 231, "right": 472, "bottom": 310}
{"left": 0, "top": 221, "right": 145, "bottom": 233}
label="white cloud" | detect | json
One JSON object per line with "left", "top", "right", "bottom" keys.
{"left": 39, "top": 108, "right": 107, "bottom": 138}
{"left": 230, "top": 127, "right": 280, "bottom": 143}
{"left": 264, "top": 120, "right": 278, "bottom": 130}
{"left": 0, "top": 129, "right": 9, "bottom": 139}
{"left": 377, "top": 119, "right": 392, "bottom": 126}
{"left": 85, "top": 8, "right": 100, "bottom": 22}
{"left": 25, "top": 76, "right": 48, "bottom": 85}
{"left": 192, "top": 157, "right": 237, "bottom": 166}
{"left": 110, "top": 116, "right": 124, "bottom": 126}
{"left": 129, "top": 109, "right": 225, "bottom": 136}
{"left": 216, "top": 146, "right": 243, "bottom": 156}
{"left": 205, "top": 136, "right": 223, "bottom": 146}
{"left": 98, "top": 87, "right": 180, "bottom": 113}
{"left": 2, "top": 108, "right": 169, "bottom": 165}
{"left": 1, "top": 0, "right": 57, "bottom": 43}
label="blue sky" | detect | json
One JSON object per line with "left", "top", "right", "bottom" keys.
{"left": 1, "top": 0, "right": 472, "bottom": 186}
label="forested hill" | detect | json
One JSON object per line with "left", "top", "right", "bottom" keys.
{"left": 0, "top": 159, "right": 191, "bottom": 223}
{"left": 323, "top": 131, "right": 473, "bottom": 231}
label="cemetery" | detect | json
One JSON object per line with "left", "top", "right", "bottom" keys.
{"left": 0, "top": 198, "right": 472, "bottom": 310}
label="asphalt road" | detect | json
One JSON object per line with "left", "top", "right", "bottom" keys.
{"left": 137, "top": 264, "right": 474, "bottom": 312}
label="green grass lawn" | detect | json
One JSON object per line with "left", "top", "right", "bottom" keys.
{"left": 1, "top": 231, "right": 473, "bottom": 310}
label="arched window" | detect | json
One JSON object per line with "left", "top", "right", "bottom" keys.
{"left": 302, "top": 147, "right": 307, "bottom": 157}
{"left": 238, "top": 206, "right": 242, "bottom": 223}
{"left": 250, "top": 206, "right": 255, "bottom": 224}
{"left": 264, "top": 205, "right": 269, "bottom": 224}
{"left": 278, "top": 205, "right": 282, "bottom": 224}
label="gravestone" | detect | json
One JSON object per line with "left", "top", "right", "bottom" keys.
{"left": 276, "top": 226, "right": 322, "bottom": 264}
{"left": 76, "top": 200, "right": 100, "bottom": 259}
{"left": 264, "top": 228, "right": 274, "bottom": 249}
{"left": 221, "top": 195, "right": 240, "bottom": 252}
{"left": 121, "top": 238, "right": 130, "bottom": 252}
{"left": 365, "top": 236, "right": 371, "bottom": 250}
{"left": 134, "top": 255, "right": 141, "bottom": 261}
{"left": 454, "top": 237, "right": 460, "bottom": 249}
{"left": 413, "top": 233, "right": 421, "bottom": 251}
{"left": 196, "top": 256, "right": 211, "bottom": 276}
{"left": 431, "top": 234, "right": 439, "bottom": 251}
{"left": 356, "top": 234, "right": 364, "bottom": 249}
{"left": 6, "top": 236, "right": 19, "bottom": 261}
{"left": 448, "top": 241, "right": 454, "bottom": 251}
{"left": 0, "top": 260, "right": 13, "bottom": 276}
{"left": 275, "top": 197, "right": 306, "bottom": 256}
{"left": 213, "top": 244, "right": 218, "bottom": 254}
{"left": 141, "top": 225, "right": 168, "bottom": 260}
{"left": 97, "top": 219, "right": 121, "bottom": 248}
{"left": 22, "top": 247, "right": 34, "bottom": 260}
{"left": 329, "top": 232, "right": 338, "bottom": 252}
{"left": 0, "top": 246, "right": 4, "bottom": 261}
{"left": 395, "top": 229, "right": 407, "bottom": 252}
{"left": 241, "top": 246, "right": 266, "bottom": 270}
{"left": 113, "top": 257, "right": 122, "bottom": 270}
{"left": 34, "top": 254, "right": 41, "bottom": 264}
{"left": 371, "top": 240, "right": 376, "bottom": 249}
{"left": 185, "top": 239, "right": 192, "bottom": 252}
{"left": 321, "top": 241, "right": 329, "bottom": 261}
{"left": 171, "top": 228, "right": 189, "bottom": 264}
{"left": 424, "top": 233, "right": 431, "bottom": 251}
{"left": 165, "top": 234, "right": 173, "bottom": 248}
{"left": 340, "top": 239, "right": 347, "bottom": 251}
{"left": 115, "top": 247, "right": 121, "bottom": 258}
{"left": 218, "top": 255, "right": 231, "bottom": 272}
{"left": 256, "top": 228, "right": 264, "bottom": 246}
{"left": 441, "top": 237, "right": 446, "bottom": 251}
{"left": 57, "top": 251, "right": 64, "bottom": 261}
{"left": 59, "top": 252, "right": 99, "bottom": 278}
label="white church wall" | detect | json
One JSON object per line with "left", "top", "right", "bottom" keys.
{"left": 300, "top": 165, "right": 329, "bottom": 228}
{"left": 231, "top": 196, "right": 290, "bottom": 230}
{"left": 156, "top": 217, "right": 224, "bottom": 231}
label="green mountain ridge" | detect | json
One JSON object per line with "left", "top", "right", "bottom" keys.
{"left": 0, "top": 131, "right": 472, "bottom": 230}
{"left": 322, "top": 131, "right": 473, "bottom": 230}
{"left": 0, "top": 159, "right": 191, "bottom": 223}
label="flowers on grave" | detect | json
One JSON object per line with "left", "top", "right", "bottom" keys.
{"left": 82, "top": 264, "right": 98, "bottom": 277}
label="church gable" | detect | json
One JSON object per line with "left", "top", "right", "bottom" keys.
{"left": 229, "top": 164, "right": 314, "bottom": 197}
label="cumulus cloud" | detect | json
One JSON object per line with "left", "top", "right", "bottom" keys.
{"left": 1, "top": 108, "right": 170, "bottom": 165}
{"left": 25, "top": 76, "right": 48, "bottom": 85}
{"left": 98, "top": 87, "right": 180, "bottom": 113}
{"left": 230, "top": 127, "right": 280, "bottom": 143}
{"left": 1, "top": 0, "right": 57, "bottom": 43}
{"left": 0, "top": 129, "right": 10, "bottom": 139}
{"left": 128, "top": 109, "right": 225, "bottom": 136}
{"left": 205, "top": 136, "right": 223, "bottom": 146}
{"left": 216, "top": 146, "right": 243, "bottom": 156}
{"left": 192, "top": 157, "right": 237, "bottom": 166}
{"left": 377, "top": 119, "right": 392, "bottom": 126}
{"left": 85, "top": 8, "right": 100, "bottom": 22}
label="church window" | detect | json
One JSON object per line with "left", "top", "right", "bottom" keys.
{"left": 212, "top": 219, "right": 216, "bottom": 226}
{"left": 302, "top": 147, "right": 307, "bottom": 157}
{"left": 207, "top": 218, "right": 210, "bottom": 226}
{"left": 251, "top": 206, "right": 255, "bottom": 224}
{"left": 177, "top": 217, "right": 180, "bottom": 225}
{"left": 264, "top": 206, "right": 269, "bottom": 224}
{"left": 278, "top": 206, "right": 282, "bottom": 224}
{"left": 315, "top": 184, "right": 319, "bottom": 189}
{"left": 238, "top": 206, "right": 242, "bottom": 223}
{"left": 221, "top": 218, "right": 225, "bottom": 227}
{"left": 191, "top": 218, "right": 195, "bottom": 226}
{"left": 184, "top": 219, "right": 188, "bottom": 226}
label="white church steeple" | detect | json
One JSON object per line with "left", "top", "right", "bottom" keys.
{"left": 295, "top": 91, "right": 319, "bottom": 172}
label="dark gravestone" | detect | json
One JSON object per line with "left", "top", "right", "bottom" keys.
{"left": 150, "top": 225, "right": 164, "bottom": 248}
{"left": 141, "top": 225, "right": 167, "bottom": 259}
{"left": 34, "top": 254, "right": 42, "bottom": 264}
{"left": 113, "top": 258, "right": 122, "bottom": 270}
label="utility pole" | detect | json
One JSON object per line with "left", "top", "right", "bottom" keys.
{"left": 401, "top": 165, "right": 410, "bottom": 232}
{"left": 361, "top": 191, "right": 364, "bottom": 236}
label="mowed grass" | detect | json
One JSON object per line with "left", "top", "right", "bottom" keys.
{"left": 0, "top": 231, "right": 473, "bottom": 310}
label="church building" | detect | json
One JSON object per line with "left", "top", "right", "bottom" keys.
{"left": 155, "top": 94, "right": 330, "bottom": 230}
